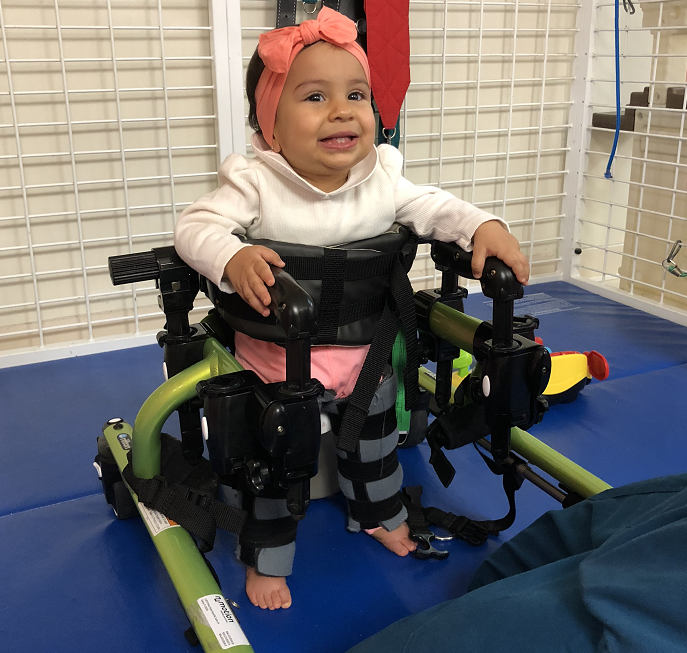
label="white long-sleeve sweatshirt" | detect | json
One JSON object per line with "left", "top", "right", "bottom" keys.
{"left": 174, "top": 133, "right": 506, "bottom": 292}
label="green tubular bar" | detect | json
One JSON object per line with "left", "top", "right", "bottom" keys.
{"left": 510, "top": 427, "right": 611, "bottom": 498}
{"left": 107, "top": 338, "right": 253, "bottom": 653}
{"left": 427, "top": 301, "right": 482, "bottom": 356}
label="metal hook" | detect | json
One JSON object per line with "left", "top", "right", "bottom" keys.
{"left": 662, "top": 240, "right": 687, "bottom": 278}
{"left": 302, "top": 0, "right": 318, "bottom": 15}
{"left": 382, "top": 127, "right": 396, "bottom": 144}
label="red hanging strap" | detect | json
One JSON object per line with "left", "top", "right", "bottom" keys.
{"left": 365, "top": 0, "right": 411, "bottom": 130}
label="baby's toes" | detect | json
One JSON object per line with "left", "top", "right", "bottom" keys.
{"left": 270, "top": 590, "right": 283, "bottom": 610}
{"left": 278, "top": 587, "right": 292, "bottom": 609}
{"left": 391, "top": 540, "right": 412, "bottom": 556}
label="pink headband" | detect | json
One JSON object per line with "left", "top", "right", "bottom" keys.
{"left": 255, "top": 7, "right": 371, "bottom": 148}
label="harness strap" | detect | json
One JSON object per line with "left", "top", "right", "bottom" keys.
{"left": 401, "top": 486, "right": 490, "bottom": 557}
{"left": 317, "top": 248, "right": 347, "bottom": 343}
{"left": 473, "top": 445, "right": 524, "bottom": 535}
{"left": 426, "top": 394, "right": 491, "bottom": 488}
{"left": 336, "top": 257, "right": 419, "bottom": 453}
{"left": 275, "top": 0, "right": 297, "bottom": 28}
{"left": 121, "top": 454, "right": 246, "bottom": 554}
{"left": 281, "top": 251, "right": 396, "bottom": 281}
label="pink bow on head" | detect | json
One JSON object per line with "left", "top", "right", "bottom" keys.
{"left": 255, "top": 7, "right": 370, "bottom": 148}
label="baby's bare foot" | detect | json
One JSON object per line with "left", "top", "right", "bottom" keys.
{"left": 245, "top": 566, "right": 292, "bottom": 610}
{"left": 368, "top": 523, "right": 417, "bottom": 556}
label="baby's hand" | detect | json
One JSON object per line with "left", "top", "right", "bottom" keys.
{"left": 471, "top": 220, "right": 530, "bottom": 285}
{"left": 225, "top": 246, "right": 285, "bottom": 317}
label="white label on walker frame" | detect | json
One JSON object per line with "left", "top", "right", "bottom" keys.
{"left": 138, "top": 502, "right": 180, "bottom": 536}
{"left": 197, "top": 595, "right": 250, "bottom": 649}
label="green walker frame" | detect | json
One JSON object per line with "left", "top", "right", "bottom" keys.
{"left": 101, "top": 296, "right": 610, "bottom": 653}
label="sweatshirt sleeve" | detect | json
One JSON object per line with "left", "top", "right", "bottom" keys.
{"left": 174, "top": 154, "right": 259, "bottom": 289}
{"left": 377, "top": 144, "right": 508, "bottom": 251}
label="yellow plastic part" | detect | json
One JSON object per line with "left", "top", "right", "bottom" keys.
{"left": 544, "top": 353, "right": 590, "bottom": 396}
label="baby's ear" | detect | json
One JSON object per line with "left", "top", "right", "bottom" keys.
{"left": 271, "top": 135, "right": 282, "bottom": 153}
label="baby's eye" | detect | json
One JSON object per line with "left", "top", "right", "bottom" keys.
{"left": 306, "top": 93, "right": 324, "bottom": 102}
{"left": 349, "top": 91, "right": 366, "bottom": 101}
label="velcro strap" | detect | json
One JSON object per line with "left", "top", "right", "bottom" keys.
{"left": 328, "top": 403, "right": 397, "bottom": 441}
{"left": 347, "top": 492, "right": 404, "bottom": 526}
{"left": 239, "top": 516, "right": 299, "bottom": 549}
{"left": 337, "top": 449, "right": 399, "bottom": 483}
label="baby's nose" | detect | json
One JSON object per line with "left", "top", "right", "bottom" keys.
{"left": 330, "top": 99, "right": 353, "bottom": 120}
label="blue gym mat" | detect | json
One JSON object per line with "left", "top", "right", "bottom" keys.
{"left": 1, "top": 281, "right": 686, "bottom": 653}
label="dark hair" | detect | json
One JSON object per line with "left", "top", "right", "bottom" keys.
{"left": 246, "top": 47, "right": 266, "bottom": 134}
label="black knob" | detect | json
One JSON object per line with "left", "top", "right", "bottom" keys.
{"left": 108, "top": 251, "right": 159, "bottom": 286}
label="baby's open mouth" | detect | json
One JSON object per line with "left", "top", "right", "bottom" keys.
{"left": 320, "top": 135, "right": 357, "bottom": 143}
{"left": 318, "top": 134, "right": 359, "bottom": 150}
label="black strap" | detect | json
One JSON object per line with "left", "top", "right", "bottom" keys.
{"left": 347, "top": 493, "right": 404, "bottom": 525}
{"left": 317, "top": 248, "right": 347, "bottom": 344}
{"left": 122, "top": 459, "right": 246, "bottom": 553}
{"left": 328, "top": 403, "right": 397, "bottom": 441}
{"left": 239, "top": 515, "right": 299, "bottom": 549}
{"left": 282, "top": 251, "right": 396, "bottom": 281}
{"left": 276, "top": 0, "right": 297, "bottom": 28}
{"left": 402, "top": 485, "right": 489, "bottom": 551}
{"left": 423, "top": 506, "right": 490, "bottom": 547}
{"left": 337, "top": 449, "right": 399, "bottom": 483}
{"left": 472, "top": 445, "right": 524, "bottom": 535}
{"left": 336, "top": 258, "right": 419, "bottom": 453}
{"left": 426, "top": 398, "right": 491, "bottom": 488}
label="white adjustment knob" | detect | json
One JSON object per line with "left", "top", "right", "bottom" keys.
{"left": 201, "top": 415, "right": 209, "bottom": 441}
{"left": 162, "top": 361, "right": 168, "bottom": 381}
{"left": 482, "top": 375, "right": 491, "bottom": 398}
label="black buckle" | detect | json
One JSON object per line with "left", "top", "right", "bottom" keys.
{"left": 183, "top": 486, "right": 214, "bottom": 512}
{"left": 443, "top": 514, "right": 489, "bottom": 547}
{"left": 411, "top": 531, "right": 450, "bottom": 560}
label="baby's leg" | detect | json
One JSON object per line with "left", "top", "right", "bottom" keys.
{"left": 329, "top": 371, "right": 417, "bottom": 555}
{"left": 235, "top": 494, "right": 298, "bottom": 609}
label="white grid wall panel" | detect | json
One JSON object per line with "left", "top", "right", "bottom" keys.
{"left": 0, "top": 0, "right": 219, "bottom": 354}
{"left": 574, "top": 0, "right": 687, "bottom": 323}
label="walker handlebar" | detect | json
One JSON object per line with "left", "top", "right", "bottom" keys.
{"left": 108, "top": 250, "right": 160, "bottom": 286}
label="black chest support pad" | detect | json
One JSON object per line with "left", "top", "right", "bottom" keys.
{"left": 205, "top": 223, "right": 418, "bottom": 346}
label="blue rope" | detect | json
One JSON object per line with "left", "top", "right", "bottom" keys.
{"left": 604, "top": 0, "right": 621, "bottom": 179}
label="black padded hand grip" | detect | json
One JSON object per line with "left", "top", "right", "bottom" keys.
{"left": 431, "top": 241, "right": 522, "bottom": 302}
{"left": 268, "top": 267, "right": 317, "bottom": 338}
{"left": 108, "top": 251, "right": 159, "bottom": 286}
